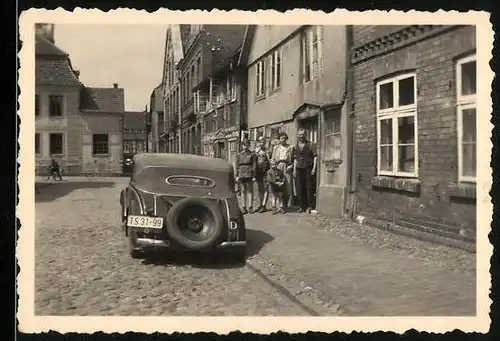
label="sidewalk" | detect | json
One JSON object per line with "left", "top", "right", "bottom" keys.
{"left": 245, "top": 212, "right": 476, "bottom": 316}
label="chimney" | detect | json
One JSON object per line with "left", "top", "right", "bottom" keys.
{"left": 113, "top": 83, "right": 118, "bottom": 89}
{"left": 35, "top": 23, "right": 55, "bottom": 43}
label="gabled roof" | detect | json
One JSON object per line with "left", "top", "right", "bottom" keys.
{"left": 123, "top": 111, "right": 147, "bottom": 130}
{"left": 80, "top": 86, "right": 125, "bottom": 113}
{"left": 35, "top": 35, "right": 82, "bottom": 87}
{"left": 35, "top": 35, "right": 68, "bottom": 57}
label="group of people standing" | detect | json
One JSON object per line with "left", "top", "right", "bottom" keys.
{"left": 234, "top": 128, "right": 317, "bottom": 215}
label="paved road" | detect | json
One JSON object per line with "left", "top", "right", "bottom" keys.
{"left": 35, "top": 177, "right": 477, "bottom": 316}
{"left": 34, "top": 178, "right": 307, "bottom": 316}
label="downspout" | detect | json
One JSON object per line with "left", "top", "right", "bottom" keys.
{"left": 178, "top": 76, "right": 182, "bottom": 154}
{"left": 145, "top": 105, "right": 149, "bottom": 153}
{"left": 346, "top": 25, "right": 357, "bottom": 220}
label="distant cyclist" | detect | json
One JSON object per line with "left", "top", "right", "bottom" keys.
{"left": 50, "top": 159, "right": 62, "bottom": 180}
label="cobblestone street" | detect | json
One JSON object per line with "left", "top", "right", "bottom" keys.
{"left": 34, "top": 178, "right": 307, "bottom": 316}
{"left": 35, "top": 177, "right": 476, "bottom": 316}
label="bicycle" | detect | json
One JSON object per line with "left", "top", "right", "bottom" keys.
{"left": 42, "top": 166, "right": 63, "bottom": 181}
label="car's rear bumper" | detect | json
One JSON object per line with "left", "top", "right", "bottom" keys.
{"left": 134, "top": 237, "right": 246, "bottom": 250}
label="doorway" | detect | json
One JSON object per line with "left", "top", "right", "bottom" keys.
{"left": 215, "top": 141, "right": 227, "bottom": 160}
{"left": 297, "top": 116, "right": 319, "bottom": 209}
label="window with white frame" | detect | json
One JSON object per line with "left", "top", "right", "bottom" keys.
{"left": 270, "top": 49, "right": 282, "bottom": 90}
{"left": 255, "top": 60, "right": 265, "bottom": 97}
{"left": 301, "top": 26, "right": 323, "bottom": 83}
{"left": 456, "top": 54, "right": 476, "bottom": 182}
{"left": 324, "top": 112, "right": 341, "bottom": 160}
{"left": 376, "top": 73, "right": 418, "bottom": 177}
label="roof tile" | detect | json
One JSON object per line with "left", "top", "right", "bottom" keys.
{"left": 35, "top": 58, "right": 82, "bottom": 86}
{"left": 80, "top": 87, "right": 125, "bottom": 113}
{"left": 123, "top": 111, "right": 147, "bottom": 130}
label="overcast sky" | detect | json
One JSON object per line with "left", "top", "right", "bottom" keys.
{"left": 54, "top": 24, "right": 168, "bottom": 112}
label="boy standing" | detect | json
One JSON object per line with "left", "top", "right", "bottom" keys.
{"left": 254, "top": 136, "right": 271, "bottom": 213}
{"left": 266, "top": 159, "right": 286, "bottom": 214}
{"left": 235, "top": 141, "right": 256, "bottom": 214}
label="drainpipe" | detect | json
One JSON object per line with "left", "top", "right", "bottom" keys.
{"left": 178, "top": 76, "right": 182, "bottom": 154}
{"left": 346, "top": 25, "right": 357, "bottom": 219}
{"left": 145, "top": 105, "right": 149, "bottom": 153}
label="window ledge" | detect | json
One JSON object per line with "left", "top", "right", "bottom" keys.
{"left": 371, "top": 176, "right": 421, "bottom": 193}
{"left": 92, "top": 154, "right": 110, "bottom": 157}
{"left": 269, "top": 87, "right": 281, "bottom": 96}
{"left": 447, "top": 183, "right": 476, "bottom": 200}
{"left": 254, "top": 95, "right": 266, "bottom": 103}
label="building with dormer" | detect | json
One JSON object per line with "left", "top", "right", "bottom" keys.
{"left": 35, "top": 23, "right": 125, "bottom": 175}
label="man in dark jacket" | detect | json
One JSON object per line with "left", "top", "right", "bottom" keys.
{"left": 292, "top": 128, "right": 317, "bottom": 213}
{"left": 50, "top": 159, "right": 62, "bottom": 180}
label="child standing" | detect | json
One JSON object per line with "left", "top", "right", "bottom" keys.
{"left": 266, "top": 159, "right": 287, "bottom": 215}
{"left": 235, "top": 141, "right": 256, "bottom": 214}
{"left": 254, "top": 136, "right": 271, "bottom": 213}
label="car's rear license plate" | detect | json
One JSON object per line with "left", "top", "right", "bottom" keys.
{"left": 127, "top": 215, "right": 163, "bottom": 229}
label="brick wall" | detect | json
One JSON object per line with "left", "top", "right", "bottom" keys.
{"left": 352, "top": 25, "right": 477, "bottom": 241}
{"left": 353, "top": 25, "right": 408, "bottom": 47}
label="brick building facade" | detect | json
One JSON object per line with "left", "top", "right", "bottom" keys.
{"left": 351, "top": 25, "right": 477, "bottom": 242}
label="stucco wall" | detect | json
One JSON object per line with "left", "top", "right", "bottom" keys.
{"left": 246, "top": 25, "right": 348, "bottom": 129}
{"left": 35, "top": 84, "right": 82, "bottom": 175}
{"left": 80, "top": 112, "right": 123, "bottom": 174}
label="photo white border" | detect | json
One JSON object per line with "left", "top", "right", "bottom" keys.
{"left": 17, "top": 8, "right": 494, "bottom": 334}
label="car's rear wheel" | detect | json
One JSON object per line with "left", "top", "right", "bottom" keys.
{"left": 166, "top": 197, "right": 224, "bottom": 251}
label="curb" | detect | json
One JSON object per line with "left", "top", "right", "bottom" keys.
{"left": 364, "top": 218, "right": 476, "bottom": 253}
{"left": 246, "top": 255, "right": 342, "bottom": 316}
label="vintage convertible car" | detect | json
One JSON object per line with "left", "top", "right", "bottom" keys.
{"left": 119, "top": 153, "right": 247, "bottom": 263}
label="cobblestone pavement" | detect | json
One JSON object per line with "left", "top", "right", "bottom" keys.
{"left": 34, "top": 178, "right": 307, "bottom": 316}
{"left": 245, "top": 211, "right": 477, "bottom": 316}
{"left": 35, "top": 177, "right": 477, "bottom": 316}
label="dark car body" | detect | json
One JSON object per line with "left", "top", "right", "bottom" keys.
{"left": 120, "top": 153, "right": 246, "bottom": 262}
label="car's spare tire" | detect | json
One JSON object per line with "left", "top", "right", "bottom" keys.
{"left": 165, "top": 197, "right": 224, "bottom": 251}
